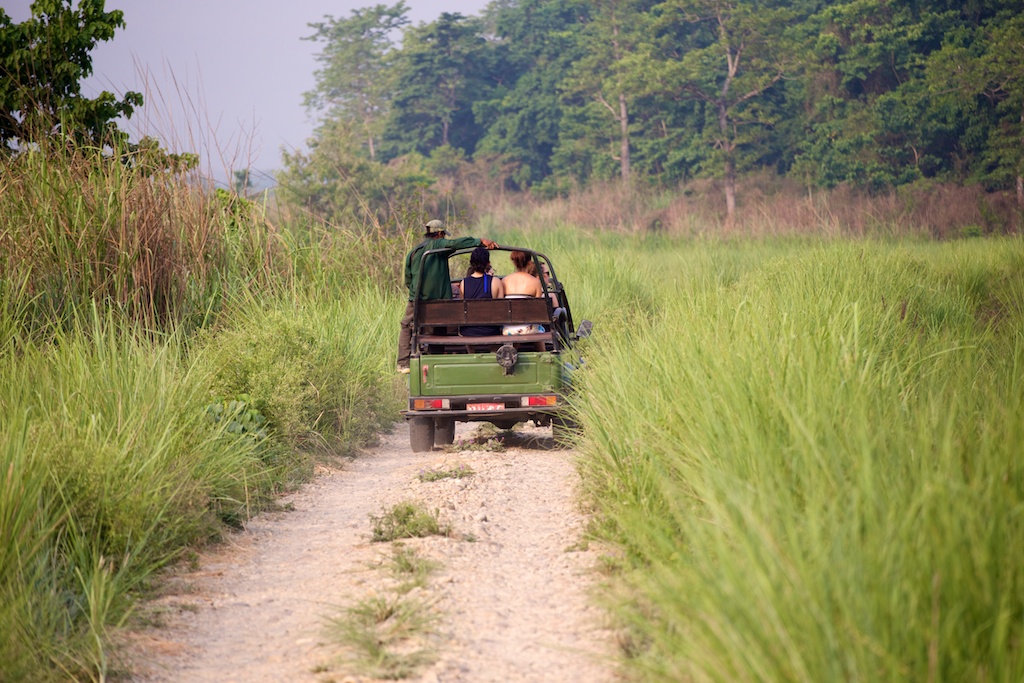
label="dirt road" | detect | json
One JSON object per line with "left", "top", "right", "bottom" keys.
{"left": 124, "top": 422, "right": 618, "bottom": 683}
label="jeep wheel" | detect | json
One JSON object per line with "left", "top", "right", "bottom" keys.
{"left": 409, "top": 417, "right": 435, "bottom": 452}
{"left": 434, "top": 418, "right": 456, "bottom": 445}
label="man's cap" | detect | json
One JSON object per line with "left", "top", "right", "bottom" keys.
{"left": 424, "top": 219, "right": 446, "bottom": 235}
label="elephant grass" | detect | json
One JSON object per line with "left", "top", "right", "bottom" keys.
{"left": 572, "top": 237, "right": 1024, "bottom": 682}
{"left": 0, "top": 283, "right": 405, "bottom": 680}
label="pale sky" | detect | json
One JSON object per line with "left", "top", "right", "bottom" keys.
{"left": 4, "top": 0, "right": 492, "bottom": 184}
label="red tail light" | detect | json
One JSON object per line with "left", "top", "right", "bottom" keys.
{"left": 412, "top": 398, "right": 449, "bottom": 410}
{"left": 522, "top": 395, "right": 558, "bottom": 407}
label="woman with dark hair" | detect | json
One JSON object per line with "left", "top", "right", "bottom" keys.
{"left": 458, "top": 247, "right": 504, "bottom": 336}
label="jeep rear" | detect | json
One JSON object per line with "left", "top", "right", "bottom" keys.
{"left": 402, "top": 247, "right": 588, "bottom": 451}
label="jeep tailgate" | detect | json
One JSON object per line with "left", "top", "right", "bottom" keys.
{"left": 413, "top": 352, "right": 560, "bottom": 396}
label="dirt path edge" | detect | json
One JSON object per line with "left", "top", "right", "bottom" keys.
{"left": 120, "top": 422, "right": 619, "bottom": 683}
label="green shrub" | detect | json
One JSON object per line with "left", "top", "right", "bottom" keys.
{"left": 204, "top": 394, "right": 270, "bottom": 442}
{"left": 370, "top": 502, "right": 450, "bottom": 542}
{"left": 196, "top": 308, "right": 318, "bottom": 446}
{"left": 194, "top": 285, "right": 402, "bottom": 454}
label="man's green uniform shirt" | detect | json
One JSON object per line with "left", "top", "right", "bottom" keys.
{"left": 404, "top": 236, "right": 483, "bottom": 301}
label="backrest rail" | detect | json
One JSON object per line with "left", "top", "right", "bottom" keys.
{"left": 416, "top": 299, "right": 550, "bottom": 326}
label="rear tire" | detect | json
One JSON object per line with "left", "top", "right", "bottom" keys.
{"left": 409, "top": 417, "right": 435, "bottom": 452}
{"left": 434, "top": 418, "right": 456, "bottom": 445}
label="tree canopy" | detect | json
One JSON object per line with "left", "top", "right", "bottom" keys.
{"left": 289, "top": 0, "right": 1024, "bottom": 220}
{"left": 0, "top": 0, "right": 142, "bottom": 152}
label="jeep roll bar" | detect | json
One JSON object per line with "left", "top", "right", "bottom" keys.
{"left": 410, "top": 245, "right": 575, "bottom": 354}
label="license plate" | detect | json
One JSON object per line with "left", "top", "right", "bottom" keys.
{"left": 467, "top": 402, "right": 504, "bottom": 412}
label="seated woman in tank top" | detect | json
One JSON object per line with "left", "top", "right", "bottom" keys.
{"left": 458, "top": 247, "right": 505, "bottom": 336}
{"left": 501, "top": 251, "right": 545, "bottom": 335}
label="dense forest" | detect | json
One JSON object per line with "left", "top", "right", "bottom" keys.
{"left": 280, "top": 0, "right": 1024, "bottom": 222}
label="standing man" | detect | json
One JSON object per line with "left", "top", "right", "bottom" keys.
{"left": 397, "top": 219, "right": 498, "bottom": 372}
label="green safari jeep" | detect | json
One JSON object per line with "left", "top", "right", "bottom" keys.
{"left": 402, "top": 246, "right": 591, "bottom": 452}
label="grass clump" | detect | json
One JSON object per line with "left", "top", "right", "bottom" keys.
{"left": 387, "top": 543, "right": 440, "bottom": 593}
{"left": 369, "top": 502, "right": 451, "bottom": 543}
{"left": 193, "top": 284, "right": 403, "bottom": 455}
{"left": 417, "top": 464, "right": 474, "bottom": 482}
{"left": 325, "top": 594, "right": 438, "bottom": 679}
{"left": 327, "top": 545, "right": 442, "bottom": 678}
{"left": 447, "top": 424, "right": 509, "bottom": 452}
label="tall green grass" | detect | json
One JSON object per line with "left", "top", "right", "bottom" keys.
{"left": 0, "top": 292, "right": 404, "bottom": 682}
{"left": 5, "top": 138, "right": 1018, "bottom": 681}
{"left": 0, "top": 294, "right": 403, "bottom": 679}
{"left": 0, "top": 313, "right": 260, "bottom": 679}
{"left": 0, "top": 145, "right": 407, "bottom": 679}
{"left": 193, "top": 283, "right": 405, "bottom": 454}
{"left": 570, "top": 237, "right": 1024, "bottom": 681}
{"left": 0, "top": 143, "right": 284, "bottom": 334}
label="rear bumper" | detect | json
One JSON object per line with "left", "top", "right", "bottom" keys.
{"left": 402, "top": 407, "right": 558, "bottom": 420}
{"left": 401, "top": 393, "right": 562, "bottom": 420}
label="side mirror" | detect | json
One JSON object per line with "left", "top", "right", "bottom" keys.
{"left": 576, "top": 319, "right": 593, "bottom": 338}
